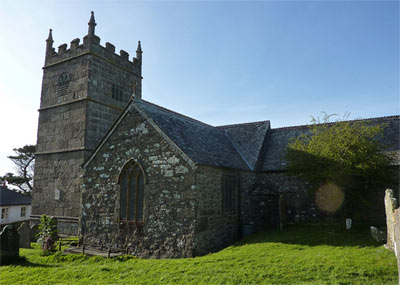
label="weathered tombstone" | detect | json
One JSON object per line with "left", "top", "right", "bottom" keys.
{"left": 30, "top": 224, "right": 38, "bottom": 242}
{"left": 17, "top": 222, "right": 31, "bottom": 248}
{"left": 346, "top": 218, "right": 352, "bottom": 230}
{"left": 370, "top": 226, "right": 386, "bottom": 243}
{"left": 0, "top": 225, "right": 20, "bottom": 265}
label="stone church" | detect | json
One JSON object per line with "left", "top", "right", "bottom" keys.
{"left": 31, "top": 12, "right": 400, "bottom": 258}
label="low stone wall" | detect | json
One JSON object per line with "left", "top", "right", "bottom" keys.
{"left": 384, "top": 189, "right": 400, "bottom": 281}
{"left": 31, "top": 216, "right": 79, "bottom": 237}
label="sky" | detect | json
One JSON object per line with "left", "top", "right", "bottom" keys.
{"left": 0, "top": 0, "right": 399, "bottom": 177}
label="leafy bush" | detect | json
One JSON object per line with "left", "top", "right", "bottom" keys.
{"left": 36, "top": 215, "right": 59, "bottom": 254}
{"left": 285, "top": 113, "right": 396, "bottom": 218}
{"left": 286, "top": 114, "right": 395, "bottom": 190}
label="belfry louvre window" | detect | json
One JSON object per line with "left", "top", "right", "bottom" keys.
{"left": 112, "top": 84, "right": 123, "bottom": 101}
{"left": 57, "top": 72, "right": 70, "bottom": 96}
{"left": 221, "top": 175, "right": 236, "bottom": 212}
{"left": 119, "top": 162, "right": 144, "bottom": 223}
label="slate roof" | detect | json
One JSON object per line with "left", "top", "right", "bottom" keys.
{"left": 261, "top": 115, "right": 400, "bottom": 171}
{"left": 217, "top": 121, "right": 270, "bottom": 170}
{"left": 135, "top": 100, "right": 252, "bottom": 170}
{"left": 84, "top": 97, "right": 400, "bottom": 173}
{"left": 0, "top": 186, "right": 32, "bottom": 206}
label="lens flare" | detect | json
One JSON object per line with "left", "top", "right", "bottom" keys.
{"left": 315, "top": 182, "right": 344, "bottom": 213}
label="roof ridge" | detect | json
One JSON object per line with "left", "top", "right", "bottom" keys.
{"left": 216, "top": 120, "right": 270, "bottom": 129}
{"left": 139, "top": 99, "right": 215, "bottom": 128}
{"left": 271, "top": 115, "right": 400, "bottom": 131}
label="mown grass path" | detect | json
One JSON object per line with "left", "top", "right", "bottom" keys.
{"left": 1, "top": 224, "right": 398, "bottom": 284}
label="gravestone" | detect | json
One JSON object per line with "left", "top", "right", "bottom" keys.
{"left": 17, "top": 222, "right": 31, "bottom": 248}
{"left": 370, "top": 226, "right": 386, "bottom": 243}
{"left": 0, "top": 225, "right": 20, "bottom": 265}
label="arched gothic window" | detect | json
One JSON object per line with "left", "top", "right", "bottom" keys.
{"left": 119, "top": 161, "right": 144, "bottom": 223}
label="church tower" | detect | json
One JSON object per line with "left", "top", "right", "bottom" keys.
{"left": 32, "top": 12, "right": 143, "bottom": 234}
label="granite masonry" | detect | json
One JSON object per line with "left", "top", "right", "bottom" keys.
{"left": 32, "top": 12, "right": 142, "bottom": 235}
{"left": 32, "top": 12, "right": 400, "bottom": 257}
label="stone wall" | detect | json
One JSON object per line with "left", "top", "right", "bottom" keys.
{"left": 36, "top": 102, "right": 87, "bottom": 153}
{"left": 32, "top": 151, "right": 85, "bottom": 219}
{"left": 85, "top": 50, "right": 141, "bottom": 150}
{"left": 239, "top": 170, "right": 399, "bottom": 231}
{"left": 239, "top": 171, "right": 320, "bottom": 231}
{"left": 82, "top": 105, "right": 197, "bottom": 258}
{"left": 85, "top": 101, "right": 124, "bottom": 151}
{"left": 193, "top": 166, "right": 240, "bottom": 256}
{"left": 39, "top": 55, "right": 89, "bottom": 108}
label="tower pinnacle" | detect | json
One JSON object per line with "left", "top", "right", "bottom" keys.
{"left": 88, "top": 11, "right": 97, "bottom": 36}
{"left": 136, "top": 41, "right": 142, "bottom": 61}
{"left": 45, "top": 29, "right": 54, "bottom": 62}
{"left": 46, "top": 29, "right": 53, "bottom": 44}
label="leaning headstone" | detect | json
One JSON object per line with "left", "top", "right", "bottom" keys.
{"left": 30, "top": 224, "right": 38, "bottom": 242}
{"left": 0, "top": 225, "right": 20, "bottom": 265}
{"left": 370, "top": 226, "right": 386, "bottom": 243}
{"left": 17, "top": 222, "right": 31, "bottom": 248}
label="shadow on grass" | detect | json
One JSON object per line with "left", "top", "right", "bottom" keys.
{"left": 1, "top": 256, "right": 59, "bottom": 268}
{"left": 238, "top": 223, "right": 383, "bottom": 248}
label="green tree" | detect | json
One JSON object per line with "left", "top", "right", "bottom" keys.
{"left": 286, "top": 113, "right": 396, "bottom": 215}
{"left": 1, "top": 145, "right": 36, "bottom": 193}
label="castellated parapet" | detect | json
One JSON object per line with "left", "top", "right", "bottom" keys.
{"left": 32, "top": 11, "right": 143, "bottom": 235}
{"left": 45, "top": 34, "right": 142, "bottom": 78}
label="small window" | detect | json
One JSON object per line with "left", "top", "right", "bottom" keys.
{"left": 120, "top": 161, "right": 145, "bottom": 223}
{"left": 221, "top": 175, "right": 236, "bottom": 212}
{"left": 57, "top": 72, "right": 70, "bottom": 96}
{"left": 1, "top": 208, "right": 9, "bottom": 219}
{"left": 20, "top": 206, "right": 26, "bottom": 217}
{"left": 112, "top": 84, "right": 123, "bottom": 101}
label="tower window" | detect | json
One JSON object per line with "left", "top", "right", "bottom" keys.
{"left": 57, "top": 72, "right": 70, "bottom": 96}
{"left": 112, "top": 84, "right": 123, "bottom": 101}
{"left": 119, "top": 161, "right": 145, "bottom": 223}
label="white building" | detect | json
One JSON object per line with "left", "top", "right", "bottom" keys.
{"left": 0, "top": 185, "right": 31, "bottom": 226}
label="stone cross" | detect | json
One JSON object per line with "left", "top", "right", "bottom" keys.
{"left": 17, "top": 222, "right": 31, "bottom": 249}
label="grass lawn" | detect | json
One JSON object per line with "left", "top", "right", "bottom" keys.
{"left": 0, "top": 223, "right": 398, "bottom": 284}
